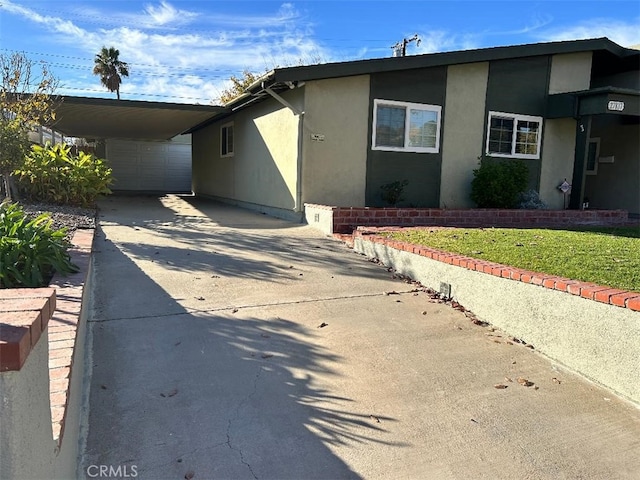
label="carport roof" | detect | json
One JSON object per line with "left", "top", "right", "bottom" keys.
{"left": 48, "top": 96, "right": 228, "bottom": 140}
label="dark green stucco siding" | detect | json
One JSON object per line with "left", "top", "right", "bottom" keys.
{"left": 366, "top": 67, "right": 447, "bottom": 207}
{"left": 484, "top": 56, "right": 552, "bottom": 191}
{"left": 486, "top": 57, "right": 550, "bottom": 115}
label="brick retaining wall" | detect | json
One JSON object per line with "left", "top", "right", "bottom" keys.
{"left": 304, "top": 204, "right": 630, "bottom": 234}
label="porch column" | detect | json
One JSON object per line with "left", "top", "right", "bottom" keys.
{"left": 569, "top": 116, "right": 591, "bottom": 209}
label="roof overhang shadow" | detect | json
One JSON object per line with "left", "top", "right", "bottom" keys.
{"left": 47, "top": 96, "right": 228, "bottom": 140}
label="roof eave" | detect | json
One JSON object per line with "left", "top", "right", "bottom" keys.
{"left": 273, "top": 37, "right": 634, "bottom": 84}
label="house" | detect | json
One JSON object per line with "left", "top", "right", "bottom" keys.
{"left": 189, "top": 37, "right": 639, "bottom": 220}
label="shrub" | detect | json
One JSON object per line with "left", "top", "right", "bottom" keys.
{"left": 517, "top": 189, "right": 547, "bottom": 209}
{"left": 470, "top": 157, "right": 528, "bottom": 208}
{"left": 15, "top": 143, "right": 112, "bottom": 207}
{"left": 0, "top": 201, "right": 77, "bottom": 288}
{"left": 380, "top": 180, "right": 409, "bottom": 206}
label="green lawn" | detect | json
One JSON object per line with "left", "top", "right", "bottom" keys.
{"left": 386, "top": 226, "right": 640, "bottom": 292}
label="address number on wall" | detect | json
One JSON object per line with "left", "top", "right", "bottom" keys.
{"left": 607, "top": 101, "right": 625, "bottom": 112}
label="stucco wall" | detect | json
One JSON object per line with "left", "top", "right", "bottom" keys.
{"left": 548, "top": 52, "right": 592, "bottom": 94}
{"left": 367, "top": 67, "right": 447, "bottom": 207}
{"left": 301, "top": 76, "right": 370, "bottom": 207}
{"left": 440, "top": 62, "right": 489, "bottom": 208}
{"left": 540, "top": 53, "right": 593, "bottom": 209}
{"left": 0, "top": 329, "right": 55, "bottom": 479}
{"left": 353, "top": 237, "right": 640, "bottom": 404}
{"left": 192, "top": 88, "right": 303, "bottom": 212}
{"left": 539, "top": 118, "right": 577, "bottom": 209}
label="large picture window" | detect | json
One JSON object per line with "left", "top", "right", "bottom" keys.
{"left": 221, "top": 122, "right": 234, "bottom": 157}
{"left": 486, "top": 111, "right": 542, "bottom": 159}
{"left": 372, "top": 99, "right": 442, "bottom": 153}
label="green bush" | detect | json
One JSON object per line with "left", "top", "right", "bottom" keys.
{"left": 470, "top": 157, "right": 528, "bottom": 208}
{"left": 0, "top": 201, "right": 78, "bottom": 288}
{"left": 15, "top": 143, "right": 112, "bottom": 207}
{"left": 380, "top": 180, "right": 409, "bottom": 206}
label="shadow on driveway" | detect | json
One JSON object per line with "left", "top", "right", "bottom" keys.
{"left": 83, "top": 222, "right": 405, "bottom": 479}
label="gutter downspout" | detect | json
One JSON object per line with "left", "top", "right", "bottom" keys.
{"left": 263, "top": 85, "right": 305, "bottom": 220}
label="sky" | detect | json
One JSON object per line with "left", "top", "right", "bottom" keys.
{"left": 1, "top": 0, "right": 639, "bottom": 105}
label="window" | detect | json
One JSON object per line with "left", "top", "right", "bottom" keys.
{"left": 586, "top": 138, "right": 600, "bottom": 175}
{"left": 372, "top": 99, "right": 441, "bottom": 153}
{"left": 221, "top": 122, "right": 234, "bottom": 157}
{"left": 486, "top": 112, "right": 542, "bottom": 159}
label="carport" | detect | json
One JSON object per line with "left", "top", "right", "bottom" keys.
{"left": 48, "top": 96, "right": 227, "bottom": 193}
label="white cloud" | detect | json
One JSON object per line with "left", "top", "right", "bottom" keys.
{"left": 143, "top": 1, "right": 199, "bottom": 26}
{"left": 413, "top": 32, "right": 481, "bottom": 55}
{"left": 537, "top": 18, "right": 640, "bottom": 47}
{"left": 0, "top": 0, "right": 329, "bottom": 103}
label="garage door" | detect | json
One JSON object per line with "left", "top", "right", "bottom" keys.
{"left": 106, "top": 139, "right": 192, "bottom": 192}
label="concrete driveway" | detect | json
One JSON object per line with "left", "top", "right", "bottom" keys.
{"left": 81, "top": 195, "right": 640, "bottom": 480}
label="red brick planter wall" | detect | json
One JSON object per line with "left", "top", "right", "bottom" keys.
{"left": 329, "top": 207, "right": 629, "bottom": 234}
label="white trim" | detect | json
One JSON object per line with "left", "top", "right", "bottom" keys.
{"left": 372, "top": 99, "right": 442, "bottom": 154}
{"left": 220, "top": 122, "right": 234, "bottom": 157}
{"left": 485, "top": 111, "right": 543, "bottom": 159}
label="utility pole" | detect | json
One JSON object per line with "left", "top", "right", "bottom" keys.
{"left": 391, "top": 34, "right": 421, "bottom": 57}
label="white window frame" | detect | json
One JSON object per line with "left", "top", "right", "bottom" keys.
{"left": 485, "top": 111, "right": 543, "bottom": 160}
{"left": 372, "top": 99, "right": 442, "bottom": 154}
{"left": 586, "top": 137, "right": 600, "bottom": 175}
{"left": 221, "top": 122, "right": 234, "bottom": 157}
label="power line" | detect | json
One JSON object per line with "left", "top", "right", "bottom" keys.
{"left": 57, "top": 86, "right": 213, "bottom": 102}
{"left": 0, "top": 48, "right": 248, "bottom": 73}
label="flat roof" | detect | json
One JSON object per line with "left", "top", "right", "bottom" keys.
{"left": 48, "top": 96, "right": 227, "bottom": 140}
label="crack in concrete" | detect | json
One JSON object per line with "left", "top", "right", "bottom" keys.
{"left": 225, "top": 366, "right": 263, "bottom": 480}
{"left": 88, "top": 289, "right": 419, "bottom": 323}
{"left": 144, "top": 442, "right": 229, "bottom": 474}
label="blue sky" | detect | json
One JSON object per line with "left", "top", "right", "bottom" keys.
{"left": 1, "top": 0, "right": 639, "bottom": 104}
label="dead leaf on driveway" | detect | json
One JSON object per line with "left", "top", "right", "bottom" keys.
{"left": 184, "top": 470, "right": 195, "bottom": 480}
{"left": 517, "top": 377, "right": 535, "bottom": 387}
{"left": 161, "top": 388, "right": 178, "bottom": 398}
{"left": 494, "top": 384, "right": 508, "bottom": 389}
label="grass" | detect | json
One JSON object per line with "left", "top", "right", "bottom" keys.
{"left": 386, "top": 226, "right": 640, "bottom": 292}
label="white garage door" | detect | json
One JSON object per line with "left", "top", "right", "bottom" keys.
{"left": 106, "top": 139, "right": 192, "bottom": 192}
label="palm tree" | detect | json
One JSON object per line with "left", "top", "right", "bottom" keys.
{"left": 93, "top": 46, "right": 129, "bottom": 100}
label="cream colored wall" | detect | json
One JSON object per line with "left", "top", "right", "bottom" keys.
{"left": 301, "top": 75, "right": 370, "bottom": 206}
{"left": 192, "top": 88, "right": 303, "bottom": 211}
{"left": 539, "top": 119, "right": 577, "bottom": 209}
{"left": 548, "top": 52, "right": 592, "bottom": 94}
{"left": 540, "top": 52, "right": 594, "bottom": 209}
{"left": 440, "top": 62, "right": 489, "bottom": 208}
